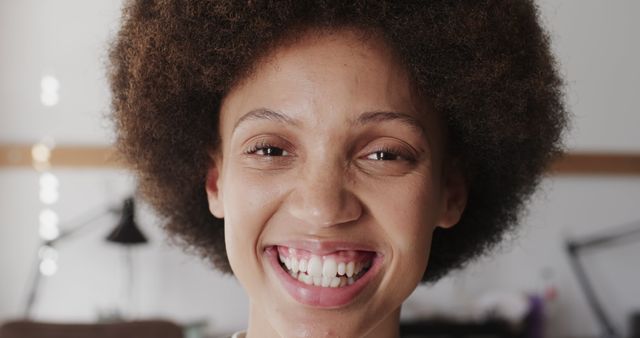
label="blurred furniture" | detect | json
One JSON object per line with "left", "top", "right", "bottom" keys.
{"left": 632, "top": 312, "right": 640, "bottom": 338}
{"left": 400, "top": 294, "right": 543, "bottom": 338}
{"left": 400, "top": 319, "right": 528, "bottom": 338}
{"left": 0, "top": 320, "right": 183, "bottom": 338}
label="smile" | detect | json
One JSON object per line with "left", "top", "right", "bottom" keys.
{"left": 265, "top": 245, "right": 382, "bottom": 308}
{"left": 277, "top": 246, "right": 373, "bottom": 287}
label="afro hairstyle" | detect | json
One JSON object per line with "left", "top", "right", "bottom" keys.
{"left": 109, "top": 0, "right": 567, "bottom": 282}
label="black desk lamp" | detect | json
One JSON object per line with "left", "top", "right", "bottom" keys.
{"left": 566, "top": 220, "right": 640, "bottom": 338}
{"left": 106, "top": 198, "right": 147, "bottom": 245}
{"left": 24, "top": 197, "right": 148, "bottom": 318}
{"left": 106, "top": 197, "right": 147, "bottom": 318}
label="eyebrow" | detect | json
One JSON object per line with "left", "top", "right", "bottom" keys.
{"left": 233, "top": 108, "right": 300, "bottom": 132}
{"left": 352, "top": 111, "right": 426, "bottom": 136}
{"left": 232, "top": 108, "right": 426, "bottom": 136}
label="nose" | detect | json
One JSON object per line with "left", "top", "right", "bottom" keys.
{"left": 287, "top": 158, "right": 362, "bottom": 228}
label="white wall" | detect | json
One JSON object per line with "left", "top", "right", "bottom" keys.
{"left": 539, "top": 1, "right": 640, "bottom": 153}
{"left": 0, "top": 0, "right": 249, "bottom": 335}
{"left": 1, "top": 1, "right": 639, "bottom": 337}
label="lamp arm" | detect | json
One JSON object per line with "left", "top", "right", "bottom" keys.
{"left": 24, "top": 204, "right": 121, "bottom": 318}
{"left": 566, "top": 243, "right": 620, "bottom": 338}
{"left": 49, "top": 206, "right": 121, "bottom": 245}
{"left": 570, "top": 220, "right": 640, "bottom": 251}
{"left": 565, "top": 219, "right": 640, "bottom": 338}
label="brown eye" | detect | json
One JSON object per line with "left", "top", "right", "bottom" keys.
{"left": 256, "top": 146, "right": 289, "bottom": 156}
{"left": 364, "top": 145, "right": 415, "bottom": 162}
{"left": 367, "top": 151, "right": 399, "bottom": 161}
{"left": 246, "top": 143, "right": 291, "bottom": 157}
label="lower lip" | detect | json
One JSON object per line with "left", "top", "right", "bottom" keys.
{"left": 264, "top": 246, "right": 382, "bottom": 308}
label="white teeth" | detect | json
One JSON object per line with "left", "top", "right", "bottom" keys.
{"left": 279, "top": 250, "right": 374, "bottom": 288}
{"left": 307, "top": 256, "right": 323, "bottom": 277}
{"left": 299, "top": 259, "right": 307, "bottom": 273}
{"left": 346, "top": 261, "right": 355, "bottom": 278}
{"left": 298, "top": 273, "right": 312, "bottom": 285}
{"left": 322, "top": 258, "right": 338, "bottom": 278}
{"left": 337, "top": 262, "right": 346, "bottom": 276}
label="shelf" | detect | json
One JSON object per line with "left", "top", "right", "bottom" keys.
{"left": 1, "top": 144, "right": 640, "bottom": 175}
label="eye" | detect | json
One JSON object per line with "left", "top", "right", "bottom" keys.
{"left": 366, "top": 151, "right": 399, "bottom": 161}
{"left": 246, "top": 142, "right": 290, "bottom": 157}
{"left": 257, "top": 146, "right": 289, "bottom": 157}
{"left": 357, "top": 144, "right": 420, "bottom": 176}
{"left": 364, "top": 147, "right": 413, "bottom": 162}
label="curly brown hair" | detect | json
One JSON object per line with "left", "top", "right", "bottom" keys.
{"left": 109, "top": 0, "right": 567, "bottom": 282}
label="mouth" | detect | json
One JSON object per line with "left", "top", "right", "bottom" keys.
{"left": 277, "top": 246, "right": 373, "bottom": 288}
{"left": 265, "top": 244, "right": 382, "bottom": 308}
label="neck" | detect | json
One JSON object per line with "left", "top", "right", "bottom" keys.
{"left": 245, "top": 302, "right": 401, "bottom": 338}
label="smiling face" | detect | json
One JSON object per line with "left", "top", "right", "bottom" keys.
{"left": 206, "top": 29, "right": 466, "bottom": 338}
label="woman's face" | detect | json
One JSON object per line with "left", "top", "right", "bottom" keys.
{"left": 206, "top": 29, "right": 465, "bottom": 338}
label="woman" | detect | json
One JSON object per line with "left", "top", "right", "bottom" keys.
{"left": 109, "top": 1, "right": 567, "bottom": 337}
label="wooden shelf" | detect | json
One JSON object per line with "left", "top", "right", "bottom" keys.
{"left": 0, "top": 144, "right": 120, "bottom": 168}
{"left": 1, "top": 144, "right": 640, "bottom": 175}
{"left": 548, "top": 152, "right": 640, "bottom": 176}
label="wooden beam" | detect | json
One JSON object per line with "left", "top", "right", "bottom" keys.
{"left": 1, "top": 144, "right": 640, "bottom": 175}
{"left": 549, "top": 152, "right": 640, "bottom": 176}
{"left": 0, "top": 144, "right": 120, "bottom": 168}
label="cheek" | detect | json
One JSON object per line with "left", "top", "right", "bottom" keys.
{"left": 222, "top": 170, "right": 287, "bottom": 255}
{"left": 366, "top": 178, "right": 440, "bottom": 267}
{"left": 384, "top": 182, "right": 438, "bottom": 235}
{"left": 225, "top": 168, "right": 282, "bottom": 218}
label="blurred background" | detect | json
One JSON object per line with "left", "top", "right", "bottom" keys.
{"left": 0, "top": 1, "right": 638, "bottom": 337}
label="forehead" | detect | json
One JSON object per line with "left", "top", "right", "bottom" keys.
{"left": 229, "top": 30, "right": 414, "bottom": 105}
{"left": 219, "top": 28, "right": 440, "bottom": 144}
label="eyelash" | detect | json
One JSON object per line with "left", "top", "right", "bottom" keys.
{"left": 244, "top": 141, "right": 291, "bottom": 157}
{"left": 365, "top": 146, "right": 414, "bottom": 162}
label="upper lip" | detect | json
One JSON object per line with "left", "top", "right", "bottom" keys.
{"left": 265, "top": 238, "right": 380, "bottom": 256}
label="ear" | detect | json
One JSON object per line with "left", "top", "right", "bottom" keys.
{"left": 437, "top": 161, "right": 468, "bottom": 229}
{"left": 205, "top": 153, "right": 224, "bottom": 219}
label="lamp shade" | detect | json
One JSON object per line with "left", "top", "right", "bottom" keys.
{"left": 106, "top": 197, "right": 148, "bottom": 245}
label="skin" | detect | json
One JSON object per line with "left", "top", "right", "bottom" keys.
{"left": 206, "top": 29, "right": 467, "bottom": 338}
